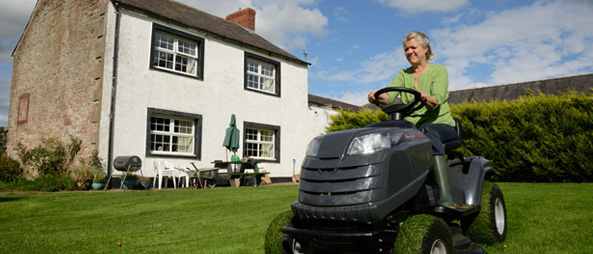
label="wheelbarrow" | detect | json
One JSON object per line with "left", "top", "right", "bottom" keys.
{"left": 190, "top": 162, "right": 220, "bottom": 188}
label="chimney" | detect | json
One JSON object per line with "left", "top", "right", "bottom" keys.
{"left": 226, "top": 8, "right": 256, "bottom": 31}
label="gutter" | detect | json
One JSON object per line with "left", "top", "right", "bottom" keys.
{"left": 106, "top": 1, "right": 122, "bottom": 185}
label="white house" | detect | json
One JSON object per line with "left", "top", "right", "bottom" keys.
{"left": 8, "top": 0, "right": 359, "bottom": 184}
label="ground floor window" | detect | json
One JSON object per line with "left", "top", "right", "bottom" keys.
{"left": 147, "top": 108, "right": 202, "bottom": 158}
{"left": 243, "top": 122, "right": 280, "bottom": 162}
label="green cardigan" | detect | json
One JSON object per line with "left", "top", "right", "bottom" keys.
{"left": 387, "top": 63, "right": 455, "bottom": 128}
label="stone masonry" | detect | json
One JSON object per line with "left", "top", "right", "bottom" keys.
{"left": 8, "top": 0, "right": 108, "bottom": 163}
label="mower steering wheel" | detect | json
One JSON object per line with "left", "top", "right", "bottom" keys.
{"left": 373, "top": 87, "right": 425, "bottom": 118}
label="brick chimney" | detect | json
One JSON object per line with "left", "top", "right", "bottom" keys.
{"left": 226, "top": 8, "right": 256, "bottom": 31}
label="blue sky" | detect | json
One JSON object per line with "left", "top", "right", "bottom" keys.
{"left": 1, "top": 0, "right": 593, "bottom": 126}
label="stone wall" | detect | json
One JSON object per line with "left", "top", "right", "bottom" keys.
{"left": 7, "top": 0, "right": 108, "bottom": 163}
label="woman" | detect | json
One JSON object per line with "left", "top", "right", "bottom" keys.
{"left": 368, "top": 31, "right": 457, "bottom": 207}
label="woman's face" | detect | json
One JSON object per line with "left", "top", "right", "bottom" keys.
{"left": 404, "top": 39, "right": 428, "bottom": 66}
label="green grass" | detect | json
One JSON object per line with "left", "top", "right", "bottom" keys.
{"left": 0, "top": 183, "right": 592, "bottom": 253}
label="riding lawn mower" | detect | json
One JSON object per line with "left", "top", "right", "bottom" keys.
{"left": 264, "top": 87, "right": 507, "bottom": 254}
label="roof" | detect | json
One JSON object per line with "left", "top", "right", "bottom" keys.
{"left": 449, "top": 73, "right": 593, "bottom": 104}
{"left": 308, "top": 94, "right": 361, "bottom": 111}
{"left": 112, "top": 0, "right": 308, "bottom": 66}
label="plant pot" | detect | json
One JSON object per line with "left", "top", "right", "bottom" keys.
{"left": 122, "top": 179, "right": 139, "bottom": 189}
{"left": 91, "top": 182, "right": 105, "bottom": 190}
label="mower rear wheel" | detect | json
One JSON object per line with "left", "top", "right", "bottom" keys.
{"left": 466, "top": 182, "right": 507, "bottom": 244}
{"left": 392, "top": 214, "right": 453, "bottom": 254}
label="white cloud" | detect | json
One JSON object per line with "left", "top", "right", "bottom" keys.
{"left": 432, "top": 0, "right": 593, "bottom": 89}
{"left": 0, "top": 0, "right": 37, "bottom": 64}
{"left": 0, "top": 70, "right": 12, "bottom": 126}
{"left": 318, "top": 48, "right": 407, "bottom": 84}
{"left": 376, "top": 0, "right": 469, "bottom": 13}
{"left": 335, "top": 90, "right": 370, "bottom": 106}
{"left": 256, "top": 2, "right": 328, "bottom": 50}
{"left": 177, "top": 0, "right": 328, "bottom": 51}
{"left": 333, "top": 6, "right": 349, "bottom": 22}
{"left": 440, "top": 13, "right": 464, "bottom": 26}
{"left": 315, "top": 90, "right": 370, "bottom": 107}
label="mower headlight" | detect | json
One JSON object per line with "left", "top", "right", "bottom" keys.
{"left": 306, "top": 136, "right": 322, "bottom": 157}
{"left": 347, "top": 133, "right": 391, "bottom": 155}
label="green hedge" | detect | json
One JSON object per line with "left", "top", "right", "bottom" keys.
{"left": 325, "top": 108, "right": 388, "bottom": 133}
{"left": 326, "top": 91, "right": 593, "bottom": 182}
{"left": 452, "top": 91, "right": 593, "bottom": 182}
{"left": 0, "top": 155, "right": 23, "bottom": 183}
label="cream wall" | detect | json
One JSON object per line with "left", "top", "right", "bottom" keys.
{"left": 100, "top": 6, "right": 322, "bottom": 178}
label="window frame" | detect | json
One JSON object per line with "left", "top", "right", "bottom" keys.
{"left": 243, "top": 122, "right": 281, "bottom": 163}
{"left": 244, "top": 52, "right": 281, "bottom": 97}
{"left": 146, "top": 108, "right": 202, "bottom": 159}
{"left": 150, "top": 23, "right": 205, "bottom": 80}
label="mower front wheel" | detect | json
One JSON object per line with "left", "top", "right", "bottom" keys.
{"left": 264, "top": 211, "right": 306, "bottom": 254}
{"left": 392, "top": 214, "right": 454, "bottom": 254}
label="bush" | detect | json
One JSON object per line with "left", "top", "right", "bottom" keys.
{"left": 0, "top": 155, "right": 23, "bottom": 183}
{"left": 33, "top": 175, "right": 78, "bottom": 192}
{"left": 68, "top": 165, "right": 96, "bottom": 190}
{"left": 0, "top": 127, "right": 7, "bottom": 155}
{"left": 0, "top": 174, "right": 78, "bottom": 192}
{"left": 325, "top": 90, "right": 593, "bottom": 182}
{"left": 68, "top": 150, "right": 106, "bottom": 189}
{"left": 325, "top": 108, "right": 388, "bottom": 133}
{"left": 16, "top": 135, "right": 82, "bottom": 177}
{"left": 452, "top": 91, "right": 593, "bottom": 182}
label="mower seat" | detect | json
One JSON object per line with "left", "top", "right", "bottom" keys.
{"left": 443, "top": 118, "right": 463, "bottom": 154}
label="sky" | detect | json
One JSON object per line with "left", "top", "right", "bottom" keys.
{"left": 1, "top": 0, "right": 593, "bottom": 126}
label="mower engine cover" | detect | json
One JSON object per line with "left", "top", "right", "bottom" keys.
{"left": 292, "top": 125, "right": 433, "bottom": 224}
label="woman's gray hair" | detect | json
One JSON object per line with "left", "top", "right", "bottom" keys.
{"left": 403, "top": 31, "right": 434, "bottom": 60}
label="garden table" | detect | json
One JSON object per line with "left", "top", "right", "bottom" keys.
{"left": 212, "top": 160, "right": 269, "bottom": 187}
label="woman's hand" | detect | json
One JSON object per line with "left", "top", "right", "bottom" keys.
{"left": 419, "top": 91, "right": 438, "bottom": 109}
{"left": 368, "top": 91, "right": 389, "bottom": 105}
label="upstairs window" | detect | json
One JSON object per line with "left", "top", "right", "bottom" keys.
{"left": 151, "top": 23, "right": 204, "bottom": 79}
{"left": 244, "top": 52, "right": 281, "bottom": 96}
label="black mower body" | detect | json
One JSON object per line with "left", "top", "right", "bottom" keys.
{"left": 283, "top": 120, "right": 492, "bottom": 251}
{"left": 272, "top": 88, "right": 503, "bottom": 254}
{"left": 293, "top": 126, "right": 433, "bottom": 224}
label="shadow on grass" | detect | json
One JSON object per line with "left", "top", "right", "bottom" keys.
{"left": 0, "top": 196, "right": 24, "bottom": 203}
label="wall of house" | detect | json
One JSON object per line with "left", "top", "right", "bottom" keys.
{"left": 307, "top": 104, "right": 339, "bottom": 137}
{"left": 7, "top": 0, "right": 108, "bottom": 163}
{"left": 101, "top": 6, "right": 313, "bottom": 178}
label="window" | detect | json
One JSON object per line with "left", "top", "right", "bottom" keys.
{"left": 146, "top": 108, "right": 202, "bottom": 158}
{"left": 244, "top": 122, "right": 280, "bottom": 162}
{"left": 151, "top": 23, "right": 204, "bottom": 79}
{"left": 245, "top": 52, "right": 280, "bottom": 96}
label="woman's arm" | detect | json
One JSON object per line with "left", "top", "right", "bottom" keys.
{"left": 423, "top": 65, "right": 449, "bottom": 110}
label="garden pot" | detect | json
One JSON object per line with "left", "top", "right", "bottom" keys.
{"left": 91, "top": 182, "right": 105, "bottom": 190}
{"left": 122, "top": 179, "right": 139, "bottom": 189}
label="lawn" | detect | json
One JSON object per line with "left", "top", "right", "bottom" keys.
{"left": 0, "top": 183, "right": 592, "bottom": 253}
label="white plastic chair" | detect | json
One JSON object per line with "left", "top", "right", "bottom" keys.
{"left": 175, "top": 166, "right": 193, "bottom": 188}
{"left": 152, "top": 159, "right": 177, "bottom": 189}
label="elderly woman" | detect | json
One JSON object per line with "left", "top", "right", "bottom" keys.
{"left": 368, "top": 31, "right": 457, "bottom": 207}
